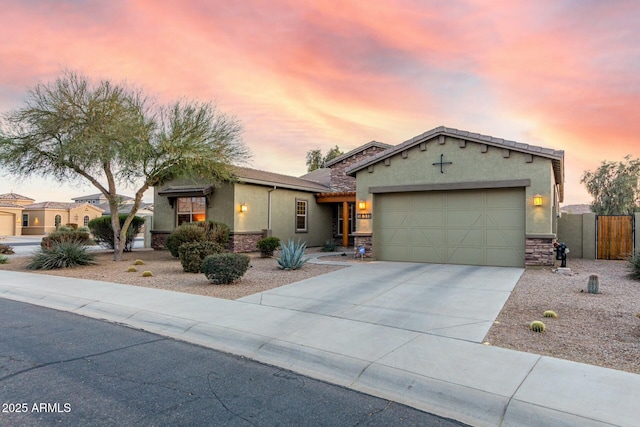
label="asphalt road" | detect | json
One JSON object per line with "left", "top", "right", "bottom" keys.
{"left": 0, "top": 298, "right": 467, "bottom": 426}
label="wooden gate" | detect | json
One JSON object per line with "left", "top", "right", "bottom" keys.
{"left": 596, "top": 215, "right": 634, "bottom": 260}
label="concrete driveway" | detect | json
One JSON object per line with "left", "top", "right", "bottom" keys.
{"left": 240, "top": 261, "right": 523, "bottom": 343}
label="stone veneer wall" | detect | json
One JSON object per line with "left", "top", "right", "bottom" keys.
{"left": 329, "top": 146, "right": 386, "bottom": 192}
{"left": 354, "top": 234, "right": 373, "bottom": 258}
{"left": 151, "top": 231, "right": 170, "bottom": 250}
{"left": 228, "top": 232, "right": 263, "bottom": 253}
{"left": 525, "top": 237, "right": 555, "bottom": 266}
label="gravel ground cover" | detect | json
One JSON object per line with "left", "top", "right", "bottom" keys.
{"left": 484, "top": 258, "right": 640, "bottom": 375}
{"left": 1, "top": 250, "right": 638, "bottom": 374}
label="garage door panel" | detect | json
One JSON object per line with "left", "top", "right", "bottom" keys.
{"left": 411, "top": 228, "right": 444, "bottom": 246}
{"left": 411, "top": 212, "right": 444, "bottom": 227}
{"left": 374, "top": 188, "right": 525, "bottom": 267}
{"left": 486, "top": 249, "right": 524, "bottom": 267}
{"left": 378, "top": 227, "right": 410, "bottom": 245}
{"left": 447, "top": 228, "right": 483, "bottom": 246}
{"left": 446, "top": 210, "right": 483, "bottom": 226}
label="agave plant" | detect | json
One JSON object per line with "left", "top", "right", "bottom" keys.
{"left": 276, "top": 239, "right": 309, "bottom": 270}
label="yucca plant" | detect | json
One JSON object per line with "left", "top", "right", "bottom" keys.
{"left": 276, "top": 239, "right": 309, "bottom": 270}
{"left": 27, "top": 242, "right": 97, "bottom": 270}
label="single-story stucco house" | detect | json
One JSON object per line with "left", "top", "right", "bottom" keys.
{"left": 152, "top": 126, "right": 564, "bottom": 267}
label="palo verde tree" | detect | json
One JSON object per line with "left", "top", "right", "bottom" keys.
{"left": 0, "top": 71, "right": 250, "bottom": 261}
{"left": 580, "top": 155, "right": 640, "bottom": 215}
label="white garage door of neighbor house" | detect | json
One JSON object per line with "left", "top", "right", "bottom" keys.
{"left": 374, "top": 188, "right": 525, "bottom": 267}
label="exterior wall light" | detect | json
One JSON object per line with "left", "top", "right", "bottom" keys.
{"left": 358, "top": 201, "right": 367, "bottom": 210}
{"left": 239, "top": 203, "right": 248, "bottom": 213}
{"left": 533, "top": 194, "right": 543, "bottom": 206}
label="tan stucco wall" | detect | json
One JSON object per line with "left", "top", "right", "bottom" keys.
{"left": 354, "top": 136, "right": 558, "bottom": 237}
{"left": 557, "top": 213, "right": 584, "bottom": 258}
{"left": 636, "top": 213, "right": 640, "bottom": 254}
{"left": 22, "top": 209, "right": 67, "bottom": 235}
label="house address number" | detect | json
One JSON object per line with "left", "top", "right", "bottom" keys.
{"left": 357, "top": 213, "right": 372, "bottom": 219}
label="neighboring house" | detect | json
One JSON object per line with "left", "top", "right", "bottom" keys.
{"left": 21, "top": 202, "right": 103, "bottom": 235}
{"left": 152, "top": 126, "right": 564, "bottom": 267}
{"left": 72, "top": 193, "right": 134, "bottom": 205}
{"left": 0, "top": 193, "right": 35, "bottom": 236}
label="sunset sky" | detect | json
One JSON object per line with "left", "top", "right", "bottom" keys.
{"left": 1, "top": 0, "right": 638, "bottom": 205}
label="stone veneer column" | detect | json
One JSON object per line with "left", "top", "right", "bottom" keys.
{"left": 151, "top": 231, "right": 170, "bottom": 250}
{"left": 228, "top": 232, "right": 264, "bottom": 253}
{"left": 525, "top": 236, "right": 555, "bottom": 266}
{"left": 354, "top": 234, "right": 373, "bottom": 258}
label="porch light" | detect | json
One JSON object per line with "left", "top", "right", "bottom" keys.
{"left": 239, "top": 203, "right": 248, "bottom": 213}
{"left": 533, "top": 194, "right": 543, "bottom": 206}
{"left": 358, "top": 201, "right": 367, "bottom": 210}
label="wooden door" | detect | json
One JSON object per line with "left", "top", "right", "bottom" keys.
{"left": 597, "top": 215, "right": 634, "bottom": 260}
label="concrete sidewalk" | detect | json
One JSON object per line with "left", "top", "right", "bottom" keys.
{"left": 1, "top": 264, "right": 638, "bottom": 426}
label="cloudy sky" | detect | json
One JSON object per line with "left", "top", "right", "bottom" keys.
{"left": 1, "top": 0, "right": 638, "bottom": 205}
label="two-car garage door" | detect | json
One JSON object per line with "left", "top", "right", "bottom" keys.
{"left": 373, "top": 188, "right": 525, "bottom": 267}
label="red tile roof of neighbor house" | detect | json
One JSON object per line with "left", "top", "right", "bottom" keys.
{"left": 23, "top": 202, "right": 104, "bottom": 211}
{"left": 0, "top": 192, "right": 34, "bottom": 201}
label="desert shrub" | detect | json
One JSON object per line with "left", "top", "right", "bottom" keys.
{"left": 202, "top": 253, "right": 250, "bottom": 284}
{"left": 88, "top": 215, "right": 145, "bottom": 252}
{"left": 127, "top": 266, "right": 137, "bottom": 272}
{"left": 166, "top": 224, "right": 206, "bottom": 257}
{"left": 41, "top": 228, "right": 93, "bottom": 249}
{"left": 142, "top": 271, "right": 153, "bottom": 277}
{"left": 0, "top": 255, "right": 8, "bottom": 264}
{"left": 0, "top": 243, "right": 14, "bottom": 254}
{"left": 197, "top": 221, "right": 230, "bottom": 245}
{"left": 256, "top": 237, "right": 280, "bottom": 257}
{"left": 628, "top": 250, "right": 640, "bottom": 281}
{"left": 65, "top": 223, "right": 78, "bottom": 229}
{"left": 277, "top": 239, "right": 309, "bottom": 270}
{"left": 27, "top": 242, "right": 97, "bottom": 270}
{"left": 321, "top": 239, "right": 336, "bottom": 252}
{"left": 178, "top": 241, "right": 224, "bottom": 273}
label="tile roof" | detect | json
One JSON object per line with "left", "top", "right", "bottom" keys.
{"left": 0, "top": 192, "right": 34, "bottom": 201}
{"left": 23, "top": 202, "right": 103, "bottom": 211}
{"left": 232, "top": 166, "right": 331, "bottom": 193}
{"left": 0, "top": 201, "right": 23, "bottom": 208}
{"left": 346, "top": 126, "right": 565, "bottom": 199}
{"left": 324, "top": 141, "right": 393, "bottom": 167}
{"left": 299, "top": 168, "right": 332, "bottom": 187}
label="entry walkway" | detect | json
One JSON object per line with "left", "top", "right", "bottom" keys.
{"left": 1, "top": 261, "right": 638, "bottom": 426}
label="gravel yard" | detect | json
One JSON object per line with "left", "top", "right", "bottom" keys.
{"left": 1, "top": 250, "right": 638, "bottom": 374}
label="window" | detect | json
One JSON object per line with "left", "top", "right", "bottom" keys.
{"left": 22, "top": 214, "right": 28, "bottom": 227}
{"left": 54, "top": 214, "right": 62, "bottom": 229}
{"left": 295, "top": 199, "right": 308, "bottom": 232}
{"left": 337, "top": 203, "right": 355, "bottom": 235}
{"left": 177, "top": 197, "right": 206, "bottom": 225}
{"left": 83, "top": 216, "right": 90, "bottom": 227}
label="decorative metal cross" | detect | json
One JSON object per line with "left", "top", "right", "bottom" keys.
{"left": 432, "top": 154, "right": 452, "bottom": 173}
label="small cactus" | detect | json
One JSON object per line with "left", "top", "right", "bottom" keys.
{"left": 530, "top": 321, "right": 546, "bottom": 332}
{"left": 134, "top": 259, "right": 145, "bottom": 265}
{"left": 127, "top": 266, "right": 137, "bottom": 272}
{"left": 587, "top": 274, "right": 599, "bottom": 294}
{"left": 543, "top": 310, "right": 558, "bottom": 319}
{"left": 142, "top": 271, "right": 153, "bottom": 277}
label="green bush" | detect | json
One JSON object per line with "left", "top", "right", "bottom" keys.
{"left": 178, "top": 241, "right": 224, "bottom": 273}
{"left": 0, "top": 243, "right": 14, "bottom": 254}
{"left": 321, "top": 239, "right": 336, "bottom": 252}
{"left": 88, "top": 215, "right": 145, "bottom": 252}
{"left": 41, "top": 228, "right": 93, "bottom": 249}
{"left": 628, "top": 250, "right": 640, "bottom": 281}
{"left": 277, "top": 239, "right": 309, "bottom": 270}
{"left": 27, "top": 242, "right": 97, "bottom": 270}
{"left": 197, "top": 221, "right": 230, "bottom": 245}
{"left": 202, "top": 253, "right": 250, "bottom": 284}
{"left": 166, "top": 224, "right": 207, "bottom": 257}
{"left": 256, "top": 236, "right": 280, "bottom": 257}
{"left": 0, "top": 255, "right": 8, "bottom": 264}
